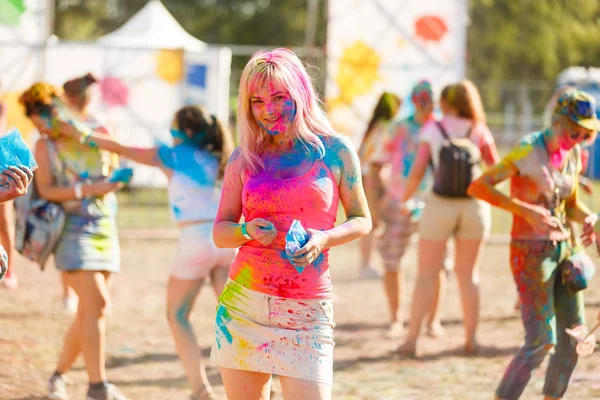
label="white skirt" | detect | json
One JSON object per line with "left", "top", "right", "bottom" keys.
{"left": 170, "top": 223, "right": 236, "bottom": 280}
{"left": 211, "top": 278, "right": 336, "bottom": 385}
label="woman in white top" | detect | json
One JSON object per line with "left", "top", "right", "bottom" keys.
{"left": 396, "top": 80, "right": 501, "bottom": 356}
{"left": 58, "top": 105, "right": 235, "bottom": 400}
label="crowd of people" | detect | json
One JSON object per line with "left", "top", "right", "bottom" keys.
{"left": 1, "top": 48, "right": 600, "bottom": 400}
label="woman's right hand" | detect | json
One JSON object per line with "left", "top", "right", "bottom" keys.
{"left": 246, "top": 218, "right": 277, "bottom": 246}
{"left": 520, "top": 203, "right": 564, "bottom": 235}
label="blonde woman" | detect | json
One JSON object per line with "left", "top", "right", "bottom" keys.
{"left": 212, "top": 48, "right": 371, "bottom": 400}
{"left": 397, "top": 80, "right": 500, "bottom": 356}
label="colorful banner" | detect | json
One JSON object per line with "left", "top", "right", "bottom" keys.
{"left": 326, "top": 0, "right": 467, "bottom": 145}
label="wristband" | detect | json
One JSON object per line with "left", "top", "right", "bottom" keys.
{"left": 74, "top": 182, "right": 83, "bottom": 200}
{"left": 240, "top": 222, "right": 252, "bottom": 240}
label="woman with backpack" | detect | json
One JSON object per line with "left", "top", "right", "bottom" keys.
{"left": 56, "top": 104, "right": 235, "bottom": 400}
{"left": 396, "top": 80, "right": 500, "bottom": 357}
{"left": 19, "top": 82, "right": 128, "bottom": 400}
{"left": 211, "top": 48, "right": 371, "bottom": 400}
{"left": 368, "top": 81, "right": 449, "bottom": 339}
{"left": 469, "top": 89, "right": 599, "bottom": 399}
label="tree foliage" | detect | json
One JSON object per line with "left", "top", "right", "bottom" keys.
{"left": 54, "top": 0, "right": 327, "bottom": 47}
{"left": 467, "top": 0, "right": 600, "bottom": 82}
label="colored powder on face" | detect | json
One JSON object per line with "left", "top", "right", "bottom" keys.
{"left": 256, "top": 95, "right": 296, "bottom": 136}
{"left": 215, "top": 305, "right": 233, "bottom": 349}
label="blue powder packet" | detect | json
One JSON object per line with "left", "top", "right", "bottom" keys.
{"left": 285, "top": 219, "right": 309, "bottom": 274}
{"left": 108, "top": 167, "right": 134, "bottom": 183}
{"left": 0, "top": 128, "right": 38, "bottom": 172}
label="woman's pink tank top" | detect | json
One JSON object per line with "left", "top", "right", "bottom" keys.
{"left": 228, "top": 158, "right": 339, "bottom": 299}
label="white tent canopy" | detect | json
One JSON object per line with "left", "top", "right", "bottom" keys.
{"left": 98, "top": 0, "right": 207, "bottom": 51}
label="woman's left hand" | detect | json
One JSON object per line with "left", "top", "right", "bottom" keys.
{"left": 290, "top": 228, "right": 330, "bottom": 267}
{"left": 581, "top": 213, "right": 598, "bottom": 247}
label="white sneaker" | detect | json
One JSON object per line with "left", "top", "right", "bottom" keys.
{"left": 2, "top": 274, "right": 18, "bottom": 290}
{"left": 359, "top": 265, "right": 381, "bottom": 280}
{"left": 48, "top": 373, "right": 69, "bottom": 400}
{"left": 385, "top": 321, "right": 404, "bottom": 339}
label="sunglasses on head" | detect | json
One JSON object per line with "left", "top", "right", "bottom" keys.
{"left": 570, "top": 131, "right": 593, "bottom": 141}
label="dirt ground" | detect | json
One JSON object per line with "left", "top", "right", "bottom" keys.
{"left": 2, "top": 237, "right": 600, "bottom": 400}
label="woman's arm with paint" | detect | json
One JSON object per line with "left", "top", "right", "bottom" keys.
{"left": 468, "top": 161, "right": 560, "bottom": 234}
{"left": 213, "top": 149, "right": 277, "bottom": 248}
{"left": 400, "top": 141, "right": 430, "bottom": 203}
{"left": 291, "top": 137, "right": 371, "bottom": 267}
{"left": 34, "top": 139, "right": 122, "bottom": 202}
{"left": 56, "top": 121, "right": 163, "bottom": 168}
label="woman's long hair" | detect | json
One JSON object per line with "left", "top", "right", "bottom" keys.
{"left": 237, "top": 48, "right": 335, "bottom": 174}
{"left": 359, "top": 92, "right": 401, "bottom": 149}
{"left": 175, "top": 105, "right": 234, "bottom": 179}
{"left": 441, "top": 80, "right": 486, "bottom": 123}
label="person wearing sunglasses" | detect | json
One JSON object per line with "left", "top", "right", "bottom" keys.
{"left": 56, "top": 105, "right": 235, "bottom": 400}
{"left": 468, "top": 89, "right": 600, "bottom": 400}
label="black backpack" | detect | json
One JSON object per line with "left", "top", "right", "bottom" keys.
{"left": 432, "top": 121, "right": 482, "bottom": 198}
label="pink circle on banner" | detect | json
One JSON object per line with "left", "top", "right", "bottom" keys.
{"left": 99, "top": 77, "right": 129, "bottom": 108}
